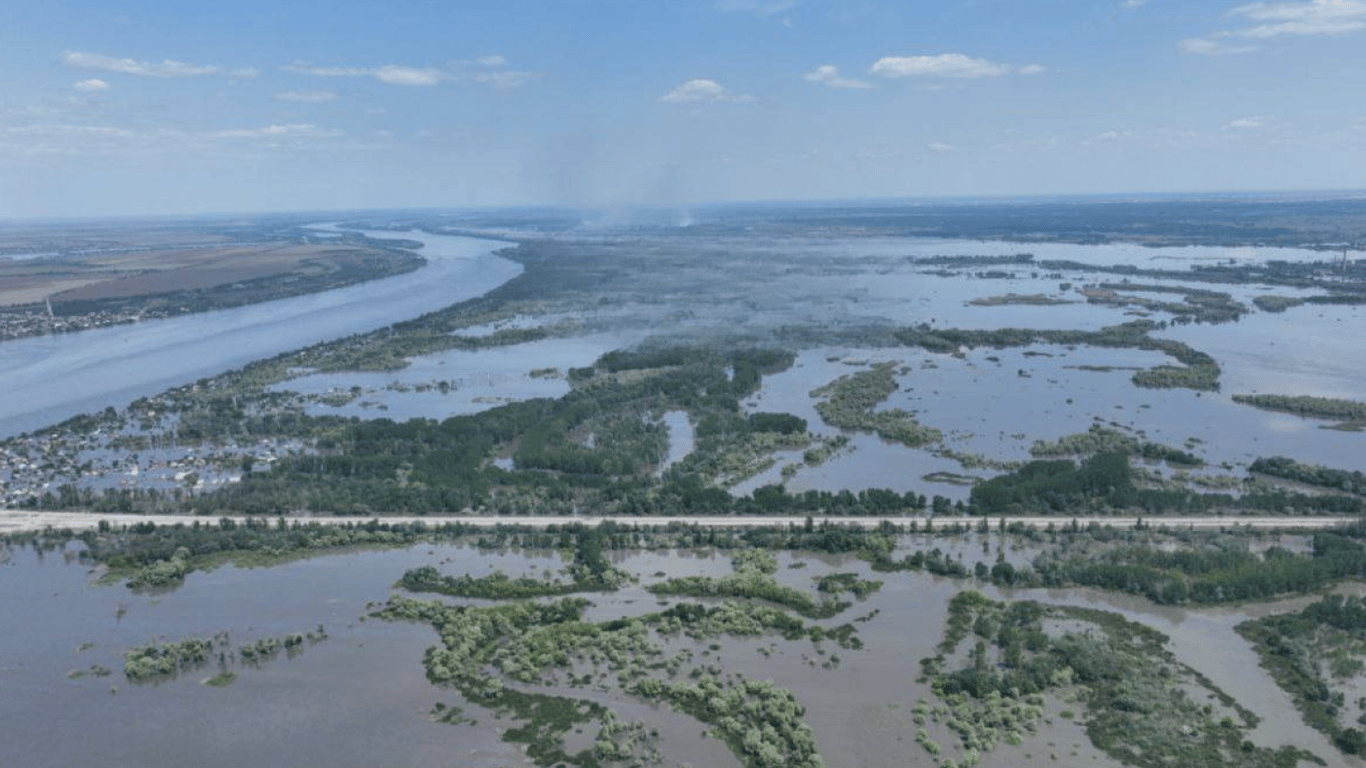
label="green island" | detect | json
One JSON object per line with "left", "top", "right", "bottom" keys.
{"left": 1234, "top": 394, "right": 1366, "bottom": 427}
{"left": 810, "top": 361, "right": 945, "bottom": 447}
{"left": 122, "top": 626, "right": 327, "bottom": 683}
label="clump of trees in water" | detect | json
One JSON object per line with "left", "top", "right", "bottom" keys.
{"left": 377, "top": 583, "right": 843, "bottom": 768}
{"left": 1234, "top": 394, "right": 1366, "bottom": 426}
{"left": 1251, "top": 456, "right": 1366, "bottom": 495}
{"left": 122, "top": 626, "right": 325, "bottom": 682}
{"left": 648, "top": 548, "right": 854, "bottom": 619}
{"left": 124, "top": 637, "right": 214, "bottom": 681}
{"left": 1035, "top": 531, "right": 1366, "bottom": 605}
{"left": 810, "top": 362, "right": 943, "bottom": 447}
{"left": 398, "top": 527, "right": 629, "bottom": 598}
{"left": 1030, "top": 425, "right": 1202, "bottom": 467}
{"left": 918, "top": 591, "right": 1313, "bottom": 768}
{"left": 1239, "top": 595, "right": 1366, "bottom": 756}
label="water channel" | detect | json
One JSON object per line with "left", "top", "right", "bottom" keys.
{"left": 0, "top": 227, "right": 519, "bottom": 437}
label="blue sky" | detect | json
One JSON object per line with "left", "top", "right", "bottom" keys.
{"left": 3, "top": 0, "right": 1365, "bottom": 217}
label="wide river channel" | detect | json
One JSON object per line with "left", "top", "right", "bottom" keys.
{"left": 0, "top": 227, "right": 519, "bottom": 438}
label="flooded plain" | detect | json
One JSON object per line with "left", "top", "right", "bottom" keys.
{"left": 3, "top": 538, "right": 1359, "bottom": 768}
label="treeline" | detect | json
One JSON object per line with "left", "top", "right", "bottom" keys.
{"left": 1035, "top": 532, "right": 1366, "bottom": 605}
{"left": 1234, "top": 394, "right": 1366, "bottom": 423}
{"left": 1251, "top": 456, "right": 1366, "bottom": 495}
{"left": 84, "top": 517, "right": 473, "bottom": 585}
{"left": 398, "top": 526, "right": 627, "bottom": 598}
{"left": 972, "top": 451, "right": 1366, "bottom": 516}
{"left": 971, "top": 452, "right": 1135, "bottom": 514}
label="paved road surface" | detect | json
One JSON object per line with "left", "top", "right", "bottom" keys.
{"left": 0, "top": 509, "right": 1355, "bottom": 535}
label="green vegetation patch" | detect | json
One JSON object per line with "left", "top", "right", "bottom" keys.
{"left": 1238, "top": 594, "right": 1366, "bottom": 756}
{"left": 1235, "top": 394, "right": 1366, "bottom": 424}
{"left": 205, "top": 671, "right": 237, "bottom": 687}
{"left": 398, "top": 527, "right": 630, "bottom": 598}
{"left": 810, "top": 362, "right": 943, "bottom": 447}
{"left": 923, "top": 471, "right": 983, "bottom": 486}
{"left": 1029, "top": 425, "right": 1203, "bottom": 467}
{"left": 124, "top": 637, "right": 214, "bottom": 681}
{"left": 1253, "top": 295, "right": 1307, "bottom": 313}
{"left": 918, "top": 591, "right": 1314, "bottom": 768}
{"left": 814, "top": 571, "right": 882, "bottom": 599}
{"left": 123, "top": 626, "right": 325, "bottom": 683}
{"left": 968, "top": 293, "right": 1073, "bottom": 307}
{"left": 628, "top": 673, "right": 826, "bottom": 768}
{"left": 1035, "top": 531, "right": 1366, "bottom": 605}
{"left": 1251, "top": 456, "right": 1366, "bottom": 495}
{"left": 378, "top": 574, "right": 839, "bottom": 768}
{"left": 648, "top": 548, "right": 852, "bottom": 619}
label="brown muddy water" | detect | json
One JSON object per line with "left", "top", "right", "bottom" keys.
{"left": 2, "top": 540, "right": 1360, "bottom": 768}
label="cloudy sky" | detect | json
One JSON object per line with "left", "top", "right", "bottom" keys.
{"left": 2, "top": 0, "right": 1365, "bottom": 217}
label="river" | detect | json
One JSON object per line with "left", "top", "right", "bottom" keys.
{"left": 0, "top": 227, "right": 520, "bottom": 437}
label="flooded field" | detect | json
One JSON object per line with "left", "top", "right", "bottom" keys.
{"left": 4, "top": 537, "right": 1359, "bottom": 768}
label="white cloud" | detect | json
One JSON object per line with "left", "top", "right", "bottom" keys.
{"left": 73, "top": 79, "right": 110, "bottom": 92}
{"left": 1230, "top": 0, "right": 1366, "bottom": 38}
{"left": 927, "top": 142, "right": 956, "bottom": 152}
{"left": 284, "top": 58, "right": 534, "bottom": 88}
{"left": 373, "top": 65, "right": 444, "bottom": 86}
{"left": 274, "top": 90, "right": 338, "bottom": 103}
{"left": 1179, "top": 37, "right": 1259, "bottom": 54}
{"left": 284, "top": 62, "right": 372, "bottom": 77}
{"left": 0, "top": 121, "right": 345, "bottom": 160}
{"left": 62, "top": 50, "right": 235, "bottom": 78}
{"left": 1017, "top": 63, "right": 1047, "bottom": 75}
{"left": 802, "top": 65, "right": 871, "bottom": 89}
{"left": 659, "top": 78, "right": 755, "bottom": 103}
{"left": 1183, "top": 0, "right": 1366, "bottom": 54}
{"left": 870, "top": 53, "right": 1014, "bottom": 79}
{"left": 285, "top": 61, "right": 444, "bottom": 85}
{"left": 1225, "top": 115, "right": 1269, "bottom": 128}
{"left": 1121, "top": 0, "right": 1149, "bottom": 8}
{"left": 212, "top": 123, "right": 340, "bottom": 140}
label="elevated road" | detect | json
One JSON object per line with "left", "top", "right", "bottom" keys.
{"left": 0, "top": 509, "right": 1355, "bottom": 536}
